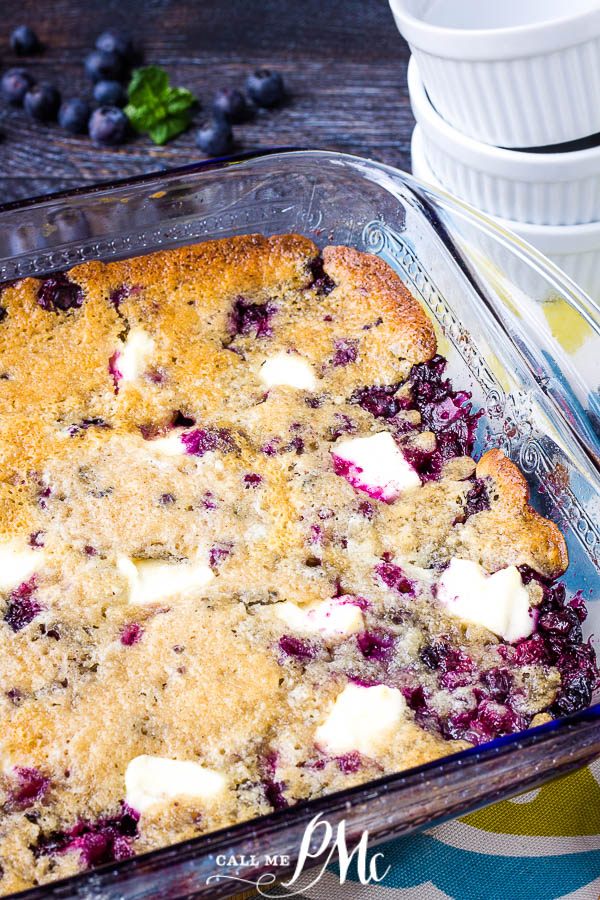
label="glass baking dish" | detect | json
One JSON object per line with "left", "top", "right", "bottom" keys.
{"left": 1, "top": 150, "right": 600, "bottom": 900}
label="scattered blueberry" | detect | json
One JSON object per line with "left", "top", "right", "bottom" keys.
{"left": 212, "top": 87, "right": 248, "bottom": 123}
{"left": 24, "top": 83, "right": 60, "bottom": 121}
{"left": 279, "top": 635, "right": 317, "bottom": 662}
{"left": 10, "top": 25, "right": 41, "bottom": 56}
{"left": 229, "top": 295, "right": 277, "bottom": 338}
{"left": 89, "top": 106, "right": 128, "bottom": 146}
{"left": 35, "top": 804, "right": 139, "bottom": 867}
{"left": 245, "top": 69, "right": 284, "bottom": 107}
{"left": 59, "top": 98, "right": 91, "bottom": 134}
{"left": 332, "top": 338, "right": 358, "bottom": 367}
{"left": 95, "top": 28, "right": 134, "bottom": 62}
{"left": 4, "top": 578, "right": 41, "bottom": 632}
{"left": 1, "top": 68, "right": 34, "bottom": 106}
{"left": 37, "top": 273, "right": 84, "bottom": 312}
{"left": 93, "top": 80, "right": 128, "bottom": 107}
{"left": 195, "top": 117, "right": 232, "bottom": 156}
{"left": 84, "top": 49, "right": 123, "bottom": 83}
{"left": 121, "top": 623, "right": 143, "bottom": 646}
{"left": 306, "top": 257, "right": 335, "bottom": 295}
{"left": 10, "top": 767, "right": 49, "bottom": 808}
{"left": 181, "top": 427, "right": 235, "bottom": 457}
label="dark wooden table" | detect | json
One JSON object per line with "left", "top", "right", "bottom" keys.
{"left": 0, "top": 0, "right": 413, "bottom": 204}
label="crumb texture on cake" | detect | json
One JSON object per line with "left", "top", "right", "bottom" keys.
{"left": 0, "top": 234, "right": 588, "bottom": 896}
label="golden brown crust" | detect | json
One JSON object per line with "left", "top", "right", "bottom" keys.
{"left": 474, "top": 448, "right": 568, "bottom": 578}
{"left": 322, "top": 245, "right": 437, "bottom": 364}
{"left": 0, "top": 235, "right": 573, "bottom": 894}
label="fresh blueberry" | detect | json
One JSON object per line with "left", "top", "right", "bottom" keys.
{"left": 85, "top": 49, "right": 123, "bottom": 83}
{"left": 93, "top": 80, "right": 128, "bottom": 107}
{"left": 89, "top": 106, "right": 128, "bottom": 146}
{"left": 58, "top": 98, "right": 91, "bottom": 134}
{"left": 24, "top": 83, "right": 60, "bottom": 121}
{"left": 212, "top": 88, "right": 248, "bottom": 123}
{"left": 10, "top": 25, "right": 41, "bottom": 55}
{"left": 195, "top": 117, "right": 232, "bottom": 156}
{"left": 1, "top": 68, "right": 34, "bottom": 106}
{"left": 95, "top": 28, "right": 134, "bottom": 62}
{"left": 245, "top": 69, "right": 284, "bottom": 107}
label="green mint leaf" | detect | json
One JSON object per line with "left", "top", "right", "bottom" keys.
{"left": 125, "top": 66, "right": 195, "bottom": 142}
{"left": 127, "top": 65, "right": 169, "bottom": 108}
{"left": 148, "top": 111, "right": 191, "bottom": 145}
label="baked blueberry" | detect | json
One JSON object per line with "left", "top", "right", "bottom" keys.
{"left": 93, "top": 80, "right": 128, "bottom": 107}
{"left": 1, "top": 68, "right": 34, "bottom": 106}
{"left": 89, "top": 106, "right": 128, "bottom": 145}
{"left": 245, "top": 69, "right": 284, "bottom": 107}
{"left": 95, "top": 28, "right": 134, "bottom": 62}
{"left": 58, "top": 98, "right": 91, "bottom": 134}
{"left": 212, "top": 88, "right": 248, "bottom": 123}
{"left": 10, "top": 25, "right": 41, "bottom": 55}
{"left": 37, "top": 273, "right": 84, "bottom": 311}
{"left": 85, "top": 49, "right": 123, "bottom": 83}
{"left": 24, "top": 83, "right": 60, "bottom": 121}
{"left": 195, "top": 118, "right": 232, "bottom": 156}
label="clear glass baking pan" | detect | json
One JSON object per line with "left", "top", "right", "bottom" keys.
{"left": 1, "top": 149, "right": 600, "bottom": 900}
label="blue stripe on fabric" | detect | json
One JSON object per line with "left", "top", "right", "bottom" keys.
{"left": 329, "top": 833, "right": 600, "bottom": 899}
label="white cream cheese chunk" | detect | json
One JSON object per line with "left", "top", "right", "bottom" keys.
{"left": 0, "top": 541, "right": 43, "bottom": 592}
{"left": 119, "top": 328, "right": 155, "bottom": 383}
{"left": 314, "top": 683, "right": 407, "bottom": 758}
{"left": 117, "top": 555, "right": 214, "bottom": 605}
{"left": 437, "top": 558, "right": 535, "bottom": 643}
{"left": 274, "top": 596, "right": 364, "bottom": 642}
{"left": 332, "top": 432, "right": 421, "bottom": 502}
{"left": 125, "top": 755, "right": 226, "bottom": 813}
{"left": 145, "top": 431, "right": 185, "bottom": 456}
{"left": 260, "top": 351, "right": 317, "bottom": 391}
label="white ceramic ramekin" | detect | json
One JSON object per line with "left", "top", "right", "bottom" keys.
{"left": 411, "top": 125, "right": 600, "bottom": 301}
{"left": 408, "top": 58, "right": 600, "bottom": 226}
{"left": 391, "top": 0, "right": 600, "bottom": 147}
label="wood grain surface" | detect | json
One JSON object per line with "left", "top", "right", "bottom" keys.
{"left": 0, "top": 0, "right": 414, "bottom": 203}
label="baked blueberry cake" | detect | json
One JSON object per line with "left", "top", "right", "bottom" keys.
{"left": 0, "top": 234, "right": 596, "bottom": 893}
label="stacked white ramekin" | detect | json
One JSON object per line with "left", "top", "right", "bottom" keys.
{"left": 390, "top": 0, "right": 600, "bottom": 298}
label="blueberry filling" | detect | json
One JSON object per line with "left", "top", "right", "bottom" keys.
{"left": 278, "top": 635, "right": 318, "bottom": 662}
{"left": 263, "top": 779, "right": 288, "bottom": 809}
{"left": 120, "top": 623, "right": 143, "bottom": 646}
{"left": 357, "top": 630, "right": 396, "bottom": 662}
{"left": 332, "top": 339, "right": 358, "bottom": 367}
{"left": 10, "top": 767, "right": 50, "bottom": 809}
{"left": 330, "top": 413, "right": 357, "bottom": 441}
{"left": 244, "top": 473, "right": 262, "bottom": 487}
{"left": 4, "top": 579, "right": 42, "bottom": 632}
{"left": 306, "top": 257, "right": 335, "bottom": 296}
{"left": 351, "top": 383, "right": 407, "bottom": 419}
{"left": 455, "top": 477, "right": 490, "bottom": 524}
{"left": 181, "top": 427, "right": 235, "bottom": 457}
{"left": 35, "top": 804, "right": 139, "bottom": 867}
{"left": 505, "top": 567, "right": 599, "bottom": 716}
{"left": 336, "top": 752, "right": 362, "bottom": 774}
{"left": 375, "top": 561, "right": 415, "bottom": 595}
{"left": 0, "top": 306, "right": 7, "bottom": 322}
{"left": 209, "top": 543, "right": 233, "bottom": 568}
{"left": 109, "top": 284, "right": 141, "bottom": 308}
{"left": 68, "top": 418, "right": 111, "bottom": 436}
{"left": 108, "top": 351, "right": 122, "bottom": 392}
{"left": 37, "top": 274, "right": 84, "bottom": 313}
{"left": 229, "top": 295, "right": 277, "bottom": 338}
{"left": 29, "top": 531, "right": 45, "bottom": 548}
{"left": 404, "top": 356, "right": 482, "bottom": 481}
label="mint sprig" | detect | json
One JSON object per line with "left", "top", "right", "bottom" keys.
{"left": 124, "top": 66, "right": 195, "bottom": 145}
